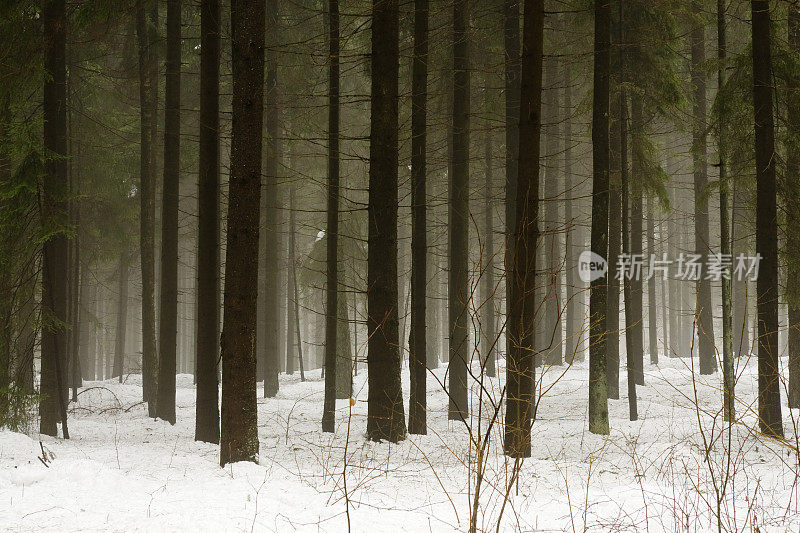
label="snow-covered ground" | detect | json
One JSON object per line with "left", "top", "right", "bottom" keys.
{"left": 2, "top": 355, "right": 799, "bottom": 532}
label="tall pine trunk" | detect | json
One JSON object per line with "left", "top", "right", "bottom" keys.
{"left": 718, "top": 0, "right": 734, "bottom": 420}
{"left": 366, "top": 0, "right": 406, "bottom": 443}
{"left": 322, "top": 0, "right": 339, "bottom": 432}
{"left": 542, "top": 45, "right": 562, "bottom": 366}
{"left": 588, "top": 0, "right": 611, "bottom": 436}
{"left": 262, "top": 0, "right": 280, "bottom": 399}
{"left": 286, "top": 185, "right": 297, "bottom": 376}
{"left": 751, "top": 0, "right": 783, "bottom": 437}
{"left": 503, "top": 0, "right": 520, "bottom": 368}
{"left": 732, "top": 182, "right": 750, "bottom": 357}
{"left": 156, "top": 0, "right": 181, "bottom": 425}
{"left": 448, "top": 0, "right": 470, "bottom": 422}
{"left": 40, "top": 0, "right": 70, "bottom": 438}
{"left": 481, "top": 88, "right": 496, "bottom": 378}
{"left": 136, "top": 0, "right": 158, "bottom": 416}
{"left": 691, "top": 0, "right": 717, "bottom": 375}
{"left": 788, "top": 4, "right": 800, "bottom": 409}
{"left": 503, "top": 0, "right": 543, "bottom": 458}
{"left": 621, "top": 101, "right": 638, "bottom": 421}
{"left": 647, "top": 197, "right": 658, "bottom": 363}
{"left": 628, "top": 95, "right": 644, "bottom": 385}
{"left": 195, "top": 0, "right": 221, "bottom": 444}
{"left": 563, "top": 64, "right": 579, "bottom": 363}
{"left": 408, "top": 0, "right": 429, "bottom": 434}
{"left": 113, "top": 251, "right": 130, "bottom": 381}
{"left": 606, "top": 87, "right": 622, "bottom": 400}
{"left": 220, "top": 0, "right": 266, "bottom": 466}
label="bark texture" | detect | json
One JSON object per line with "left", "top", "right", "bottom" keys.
{"left": 220, "top": 0, "right": 265, "bottom": 466}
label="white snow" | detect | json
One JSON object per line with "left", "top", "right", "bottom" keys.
{"left": 2, "top": 356, "right": 799, "bottom": 532}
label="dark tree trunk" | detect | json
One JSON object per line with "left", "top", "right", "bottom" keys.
{"left": 286, "top": 185, "right": 297, "bottom": 377}
{"left": 606, "top": 86, "right": 622, "bottom": 400}
{"left": 751, "top": 0, "right": 783, "bottom": 437}
{"left": 732, "top": 182, "right": 750, "bottom": 357}
{"left": 70, "top": 194, "right": 82, "bottom": 398}
{"left": 563, "top": 63, "right": 579, "bottom": 364}
{"left": 503, "top": 0, "right": 543, "bottom": 459}
{"left": 136, "top": 0, "right": 158, "bottom": 416}
{"left": 408, "top": 0, "right": 429, "bottom": 435}
{"left": 220, "top": 0, "right": 265, "bottom": 466}
{"left": 504, "top": 0, "right": 521, "bottom": 364}
{"left": 334, "top": 281, "right": 352, "bottom": 399}
{"left": 690, "top": 0, "right": 717, "bottom": 375}
{"left": 40, "top": 0, "right": 70, "bottom": 438}
{"left": 719, "top": 0, "right": 734, "bottom": 420}
{"left": 481, "top": 87, "right": 496, "bottom": 379}
{"left": 588, "top": 0, "right": 611, "bottom": 436}
{"left": 628, "top": 95, "right": 644, "bottom": 385}
{"left": 195, "top": 0, "right": 221, "bottom": 444}
{"left": 659, "top": 205, "right": 669, "bottom": 360}
{"left": 293, "top": 244, "right": 306, "bottom": 383}
{"left": 448, "top": 0, "right": 470, "bottom": 422}
{"left": 113, "top": 251, "right": 130, "bottom": 381}
{"left": 789, "top": 4, "right": 800, "bottom": 410}
{"left": 262, "top": 0, "right": 280, "bottom": 399}
{"left": 366, "top": 0, "right": 406, "bottom": 443}
{"left": 322, "top": 0, "right": 340, "bottom": 433}
{"left": 542, "top": 44, "right": 562, "bottom": 367}
{"left": 156, "top": 0, "right": 181, "bottom": 425}
{"left": 647, "top": 197, "right": 658, "bottom": 364}
{"left": 667, "top": 178, "right": 678, "bottom": 358}
{"left": 621, "top": 102, "right": 638, "bottom": 421}
{"left": 0, "top": 103, "right": 9, "bottom": 409}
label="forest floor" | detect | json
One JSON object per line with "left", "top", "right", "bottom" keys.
{"left": 2, "top": 353, "right": 800, "bottom": 532}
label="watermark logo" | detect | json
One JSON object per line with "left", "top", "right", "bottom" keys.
{"left": 577, "top": 251, "right": 762, "bottom": 282}
{"left": 578, "top": 250, "right": 608, "bottom": 283}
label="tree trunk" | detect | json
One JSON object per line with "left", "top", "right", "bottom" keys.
{"left": 156, "top": 0, "right": 181, "bottom": 425}
{"left": 751, "top": 0, "right": 783, "bottom": 438}
{"left": 220, "top": 0, "right": 265, "bottom": 466}
{"left": 732, "top": 181, "right": 750, "bottom": 357}
{"left": 788, "top": 4, "right": 800, "bottom": 409}
{"left": 335, "top": 281, "right": 352, "bottom": 399}
{"left": 448, "top": 0, "right": 470, "bottom": 422}
{"left": 40, "top": 0, "right": 70, "bottom": 438}
{"left": 628, "top": 95, "right": 644, "bottom": 385}
{"left": 543, "top": 44, "right": 562, "bottom": 367}
{"left": 503, "top": 0, "right": 543, "bottom": 459}
{"left": 136, "top": 0, "right": 158, "bottom": 416}
{"left": 606, "top": 79, "right": 622, "bottom": 400}
{"left": 366, "top": 0, "right": 406, "bottom": 443}
{"left": 647, "top": 197, "right": 658, "bottom": 364}
{"left": 113, "top": 251, "right": 130, "bottom": 381}
{"left": 481, "top": 87, "right": 496, "bottom": 379}
{"left": 504, "top": 0, "right": 521, "bottom": 365}
{"left": 588, "top": 0, "right": 611, "bottom": 436}
{"left": 322, "top": 0, "right": 340, "bottom": 433}
{"left": 70, "top": 195, "right": 82, "bottom": 398}
{"left": 667, "top": 174, "right": 678, "bottom": 358}
{"left": 195, "top": 0, "right": 221, "bottom": 444}
{"left": 0, "top": 103, "right": 9, "bottom": 412}
{"left": 262, "top": 0, "right": 280, "bottom": 399}
{"left": 293, "top": 247, "right": 306, "bottom": 383}
{"left": 564, "top": 63, "right": 579, "bottom": 364}
{"left": 621, "top": 96, "right": 638, "bottom": 421}
{"left": 286, "top": 186, "right": 297, "bottom": 376}
{"left": 408, "top": 0, "right": 429, "bottom": 435}
{"left": 691, "top": 0, "right": 717, "bottom": 375}
{"left": 719, "top": 0, "right": 734, "bottom": 420}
